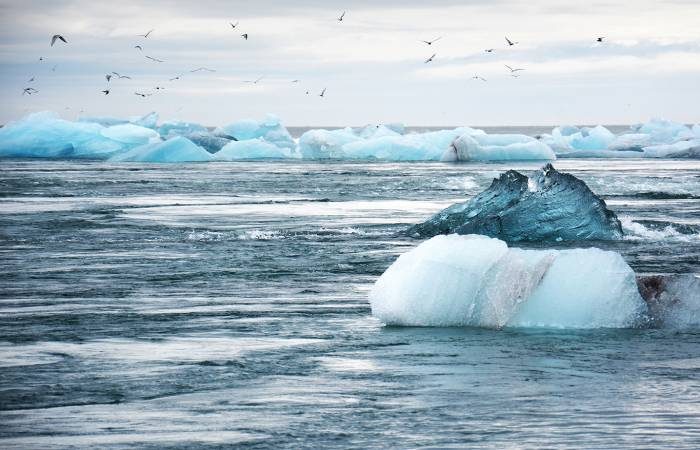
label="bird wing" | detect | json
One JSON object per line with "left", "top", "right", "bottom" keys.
{"left": 339, "top": 11, "right": 345, "bottom": 19}
{"left": 59, "top": 36, "right": 67, "bottom": 43}
{"left": 432, "top": 36, "right": 442, "bottom": 43}
{"left": 51, "top": 35, "right": 58, "bottom": 46}
{"left": 505, "top": 37, "right": 513, "bottom": 45}
{"left": 505, "top": 64, "right": 514, "bottom": 71}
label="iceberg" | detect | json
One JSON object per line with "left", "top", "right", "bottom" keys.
{"left": 109, "top": 136, "right": 213, "bottom": 162}
{"left": 214, "top": 138, "right": 294, "bottom": 160}
{"left": 0, "top": 111, "right": 135, "bottom": 159}
{"left": 341, "top": 128, "right": 470, "bottom": 161}
{"left": 79, "top": 112, "right": 159, "bottom": 130}
{"left": 101, "top": 124, "right": 161, "bottom": 145}
{"left": 214, "top": 114, "right": 295, "bottom": 150}
{"left": 443, "top": 133, "right": 555, "bottom": 161}
{"left": 158, "top": 120, "right": 208, "bottom": 138}
{"left": 408, "top": 164, "right": 622, "bottom": 241}
{"left": 298, "top": 128, "right": 362, "bottom": 159}
{"left": 370, "top": 234, "right": 646, "bottom": 328}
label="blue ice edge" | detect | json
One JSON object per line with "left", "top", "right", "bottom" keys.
{"left": 369, "top": 234, "right": 699, "bottom": 330}
{"left": 1, "top": 111, "right": 698, "bottom": 162}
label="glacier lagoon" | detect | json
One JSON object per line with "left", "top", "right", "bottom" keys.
{"left": 1, "top": 156, "right": 699, "bottom": 448}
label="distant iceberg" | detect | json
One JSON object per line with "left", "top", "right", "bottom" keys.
{"left": 2, "top": 111, "right": 699, "bottom": 162}
{"left": 110, "top": 136, "right": 213, "bottom": 162}
{"left": 370, "top": 234, "right": 647, "bottom": 328}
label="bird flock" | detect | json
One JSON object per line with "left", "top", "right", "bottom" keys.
{"left": 24, "top": 13, "right": 609, "bottom": 107}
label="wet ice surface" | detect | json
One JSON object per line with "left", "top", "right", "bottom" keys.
{"left": 0, "top": 159, "right": 699, "bottom": 449}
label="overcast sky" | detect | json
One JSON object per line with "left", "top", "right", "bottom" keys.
{"left": 0, "top": 0, "right": 699, "bottom": 126}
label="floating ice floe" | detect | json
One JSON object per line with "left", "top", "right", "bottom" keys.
{"left": 408, "top": 164, "right": 622, "bottom": 242}
{"left": 370, "top": 234, "right": 646, "bottom": 328}
{"left": 186, "top": 132, "right": 233, "bottom": 153}
{"left": 214, "top": 114, "right": 295, "bottom": 150}
{"left": 110, "top": 136, "right": 213, "bottom": 162}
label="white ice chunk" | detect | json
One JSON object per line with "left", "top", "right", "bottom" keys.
{"left": 214, "top": 138, "right": 294, "bottom": 160}
{"left": 370, "top": 234, "right": 646, "bottom": 329}
{"left": 341, "top": 128, "right": 469, "bottom": 161}
{"left": 110, "top": 136, "right": 213, "bottom": 162}
{"left": 443, "top": 133, "right": 555, "bottom": 161}
{"left": 298, "top": 128, "right": 362, "bottom": 159}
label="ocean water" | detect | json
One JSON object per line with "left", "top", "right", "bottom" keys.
{"left": 1, "top": 157, "right": 699, "bottom": 448}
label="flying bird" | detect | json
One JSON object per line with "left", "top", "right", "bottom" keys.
{"left": 305, "top": 90, "right": 310, "bottom": 95}
{"left": 243, "top": 76, "right": 264, "bottom": 84}
{"left": 134, "top": 92, "right": 152, "bottom": 97}
{"left": 28, "top": 77, "right": 35, "bottom": 82}
{"left": 484, "top": 48, "right": 495, "bottom": 53}
{"left": 291, "top": 79, "right": 300, "bottom": 83}
{"left": 420, "top": 37, "right": 442, "bottom": 45}
{"left": 111, "top": 72, "right": 132, "bottom": 79}
{"left": 51, "top": 65, "right": 57, "bottom": 72}
{"left": 51, "top": 35, "right": 67, "bottom": 46}
{"left": 39, "top": 56, "right": 44, "bottom": 61}
{"left": 22, "top": 87, "right": 39, "bottom": 95}
{"left": 424, "top": 53, "right": 436, "bottom": 63}
{"left": 505, "top": 36, "right": 518, "bottom": 46}
{"left": 319, "top": 88, "right": 326, "bottom": 97}
{"left": 101, "top": 89, "right": 110, "bottom": 95}
{"left": 169, "top": 75, "right": 181, "bottom": 81}
{"left": 472, "top": 75, "right": 487, "bottom": 81}
{"left": 190, "top": 67, "right": 216, "bottom": 73}
{"left": 138, "top": 29, "right": 154, "bottom": 38}
{"left": 105, "top": 74, "right": 112, "bottom": 82}
{"left": 230, "top": 21, "right": 239, "bottom": 29}
{"left": 145, "top": 55, "right": 164, "bottom": 63}
{"left": 154, "top": 86, "right": 165, "bottom": 90}
{"left": 134, "top": 45, "right": 143, "bottom": 51}
{"left": 337, "top": 11, "right": 345, "bottom": 22}
{"left": 596, "top": 37, "right": 605, "bottom": 42}
{"left": 504, "top": 64, "right": 525, "bottom": 72}
{"left": 241, "top": 33, "right": 248, "bottom": 40}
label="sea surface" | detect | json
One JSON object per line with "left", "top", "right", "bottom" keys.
{"left": 1, "top": 156, "right": 699, "bottom": 448}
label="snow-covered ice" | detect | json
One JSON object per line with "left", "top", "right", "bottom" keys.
{"left": 109, "top": 136, "right": 213, "bottom": 162}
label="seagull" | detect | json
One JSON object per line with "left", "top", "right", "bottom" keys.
{"left": 504, "top": 64, "right": 525, "bottom": 72}
{"left": 420, "top": 37, "right": 442, "bottom": 45}
{"left": 305, "top": 90, "right": 310, "bottom": 95}
{"left": 51, "top": 35, "right": 67, "bottom": 46}
{"left": 505, "top": 36, "right": 518, "bottom": 46}
{"left": 596, "top": 36, "right": 605, "bottom": 42}
{"left": 105, "top": 74, "right": 112, "bottom": 82}
{"left": 243, "top": 76, "right": 264, "bottom": 84}
{"left": 241, "top": 33, "right": 248, "bottom": 40}
{"left": 138, "top": 29, "right": 154, "bottom": 38}
{"left": 472, "top": 75, "right": 487, "bottom": 81}
{"left": 230, "top": 21, "right": 239, "bottom": 29}
{"left": 134, "top": 45, "right": 143, "bottom": 51}
{"left": 39, "top": 56, "right": 44, "bottom": 61}
{"left": 484, "top": 48, "right": 495, "bottom": 53}
{"left": 22, "top": 87, "right": 39, "bottom": 95}
{"left": 424, "top": 53, "right": 436, "bottom": 63}
{"left": 190, "top": 67, "right": 216, "bottom": 73}
{"left": 134, "top": 92, "right": 152, "bottom": 97}
{"left": 291, "top": 79, "right": 300, "bottom": 83}
{"left": 145, "top": 55, "right": 164, "bottom": 63}
{"left": 169, "top": 75, "right": 182, "bottom": 81}
{"left": 319, "top": 88, "right": 326, "bottom": 97}
{"left": 101, "top": 89, "right": 110, "bottom": 95}
{"left": 111, "top": 72, "right": 132, "bottom": 79}
{"left": 154, "top": 86, "right": 165, "bottom": 90}
{"left": 28, "top": 76, "right": 35, "bottom": 82}
{"left": 51, "top": 65, "right": 57, "bottom": 72}
{"left": 337, "top": 11, "right": 345, "bottom": 22}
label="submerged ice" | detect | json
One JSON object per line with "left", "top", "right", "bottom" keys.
{"left": 370, "top": 234, "right": 646, "bottom": 329}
